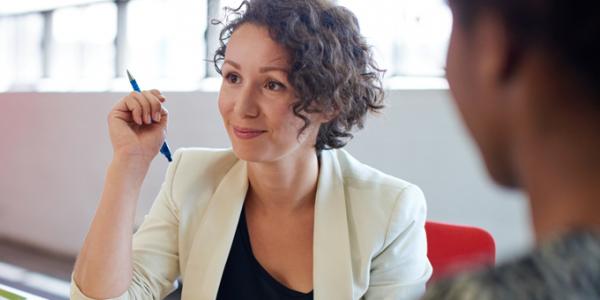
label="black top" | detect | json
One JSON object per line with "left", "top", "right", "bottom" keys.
{"left": 216, "top": 208, "right": 314, "bottom": 300}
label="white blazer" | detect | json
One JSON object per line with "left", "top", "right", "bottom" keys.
{"left": 71, "top": 148, "right": 432, "bottom": 300}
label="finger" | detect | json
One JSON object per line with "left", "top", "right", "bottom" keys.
{"left": 150, "top": 90, "right": 165, "bottom": 102}
{"left": 124, "top": 94, "right": 143, "bottom": 125}
{"left": 111, "top": 110, "right": 134, "bottom": 123}
{"left": 149, "top": 89, "right": 166, "bottom": 103}
{"left": 159, "top": 106, "right": 169, "bottom": 131}
{"left": 160, "top": 106, "right": 168, "bottom": 120}
{"left": 131, "top": 91, "right": 152, "bottom": 125}
{"left": 142, "top": 90, "right": 163, "bottom": 123}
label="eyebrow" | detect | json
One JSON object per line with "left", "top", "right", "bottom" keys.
{"left": 223, "top": 60, "right": 241, "bottom": 70}
{"left": 223, "top": 59, "right": 289, "bottom": 74}
{"left": 259, "top": 66, "right": 289, "bottom": 74}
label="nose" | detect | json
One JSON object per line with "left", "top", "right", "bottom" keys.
{"left": 233, "top": 84, "right": 260, "bottom": 119}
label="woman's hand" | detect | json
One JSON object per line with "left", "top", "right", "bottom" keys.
{"left": 108, "top": 89, "right": 168, "bottom": 164}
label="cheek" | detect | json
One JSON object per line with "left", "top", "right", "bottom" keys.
{"left": 447, "top": 28, "right": 475, "bottom": 118}
{"left": 268, "top": 103, "right": 305, "bottom": 137}
{"left": 217, "top": 89, "right": 233, "bottom": 121}
{"left": 446, "top": 30, "right": 463, "bottom": 102}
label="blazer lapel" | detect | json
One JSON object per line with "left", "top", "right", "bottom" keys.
{"left": 313, "top": 150, "right": 354, "bottom": 299}
{"left": 182, "top": 159, "right": 248, "bottom": 299}
{"left": 181, "top": 150, "right": 354, "bottom": 299}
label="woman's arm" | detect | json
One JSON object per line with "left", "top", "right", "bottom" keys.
{"left": 72, "top": 156, "right": 150, "bottom": 298}
{"left": 71, "top": 151, "right": 183, "bottom": 299}
{"left": 72, "top": 89, "right": 171, "bottom": 298}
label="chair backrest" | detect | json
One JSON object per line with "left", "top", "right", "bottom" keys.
{"left": 425, "top": 221, "right": 496, "bottom": 282}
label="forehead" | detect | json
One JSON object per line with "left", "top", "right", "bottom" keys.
{"left": 225, "top": 23, "right": 291, "bottom": 67}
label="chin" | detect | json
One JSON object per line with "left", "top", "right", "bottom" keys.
{"left": 231, "top": 144, "right": 262, "bottom": 162}
{"left": 488, "top": 168, "right": 520, "bottom": 188}
{"left": 482, "top": 153, "right": 521, "bottom": 189}
{"left": 230, "top": 142, "right": 277, "bottom": 163}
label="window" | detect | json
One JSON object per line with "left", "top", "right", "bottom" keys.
{"left": 0, "top": 14, "right": 44, "bottom": 91}
{"left": 0, "top": 18, "right": 15, "bottom": 91}
{"left": 0, "top": 0, "right": 451, "bottom": 92}
{"left": 338, "top": 0, "right": 452, "bottom": 77}
{"left": 46, "top": 2, "right": 117, "bottom": 90}
{"left": 126, "top": 0, "right": 206, "bottom": 90}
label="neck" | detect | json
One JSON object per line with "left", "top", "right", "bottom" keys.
{"left": 513, "top": 99, "right": 600, "bottom": 244}
{"left": 245, "top": 147, "right": 320, "bottom": 214}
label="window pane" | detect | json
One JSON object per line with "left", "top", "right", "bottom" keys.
{"left": 218, "top": 0, "right": 244, "bottom": 13}
{"left": 0, "top": 1, "right": 114, "bottom": 15}
{"left": 126, "top": 0, "right": 206, "bottom": 88}
{"left": 4, "top": 14, "right": 44, "bottom": 90}
{"left": 50, "top": 2, "right": 116, "bottom": 83}
{"left": 0, "top": 18, "right": 16, "bottom": 91}
{"left": 204, "top": 0, "right": 242, "bottom": 77}
{"left": 338, "top": 0, "right": 452, "bottom": 77}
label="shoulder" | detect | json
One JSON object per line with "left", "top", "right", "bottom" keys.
{"left": 333, "top": 148, "right": 426, "bottom": 216}
{"left": 422, "top": 257, "right": 542, "bottom": 300}
{"left": 169, "top": 147, "right": 238, "bottom": 179}
{"left": 331, "top": 149, "right": 427, "bottom": 246}
{"left": 424, "top": 231, "right": 600, "bottom": 300}
{"left": 171, "top": 147, "right": 238, "bottom": 171}
{"left": 164, "top": 147, "right": 240, "bottom": 200}
{"left": 422, "top": 271, "right": 495, "bottom": 300}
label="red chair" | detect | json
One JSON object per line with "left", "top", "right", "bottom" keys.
{"left": 425, "top": 221, "right": 496, "bottom": 282}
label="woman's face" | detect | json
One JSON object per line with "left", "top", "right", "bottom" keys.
{"left": 218, "top": 23, "right": 323, "bottom": 163}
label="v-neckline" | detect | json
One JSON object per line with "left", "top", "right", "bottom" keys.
{"left": 240, "top": 206, "right": 314, "bottom": 297}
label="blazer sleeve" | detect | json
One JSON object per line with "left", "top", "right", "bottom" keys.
{"left": 70, "top": 150, "right": 184, "bottom": 300}
{"left": 364, "top": 184, "right": 433, "bottom": 300}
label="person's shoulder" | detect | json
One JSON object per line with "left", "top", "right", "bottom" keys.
{"left": 331, "top": 149, "right": 426, "bottom": 233}
{"left": 331, "top": 149, "right": 428, "bottom": 259}
{"left": 424, "top": 231, "right": 600, "bottom": 300}
{"left": 173, "top": 147, "right": 238, "bottom": 168}
{"left": 423, "top": 255, "right": 543, "bottom": 300}
{"left": 334, "top": 148, "right": 415, "bottom": 190}
{"left": 166, "top": 147, "right": 239, "bottom": 189}
{"left": 422, "top": 270, "right": 495, "bottom": 300}
{"left": 333, "top": 148, "right": 425, "bottom": 206}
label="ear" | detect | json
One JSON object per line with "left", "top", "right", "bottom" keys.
{"left": 474, "top": 12, "right": 522, "bottom": 86}
{"left": 306, "top": 101, "right": 339, "bottom": 124}
{"left": 322, "top": 109, "right": 339, "bottom": 123}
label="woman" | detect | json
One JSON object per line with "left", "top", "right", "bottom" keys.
{"left": 71, "top": 0, "right": 431, "bottom": 299}
{"left": 423, "top": 0, "right": 600, "bottom": 299}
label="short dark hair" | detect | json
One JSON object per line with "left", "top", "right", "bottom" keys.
{"left": 449, "top": 0, "right": 600, "bottom": 97}
{"left": 213, "top": 0, "right": 385, "bottom": 151}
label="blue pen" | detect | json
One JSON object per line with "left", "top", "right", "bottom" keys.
{"left": 126, "top": 69, "right": 173, "bottom": 162}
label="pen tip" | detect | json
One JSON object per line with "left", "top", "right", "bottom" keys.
{"left": 126, "top": 69, "right": 134, "bottom": 81}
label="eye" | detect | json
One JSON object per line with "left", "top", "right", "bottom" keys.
{"left": 225, "top": 73, "right": 241, "bottom": 84}
{"left": 265, "top": 80, "right": 285, "bottom": 91}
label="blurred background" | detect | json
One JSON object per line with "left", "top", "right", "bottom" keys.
{"left": 0, "top": 0, "right": 531, "bottom": 298}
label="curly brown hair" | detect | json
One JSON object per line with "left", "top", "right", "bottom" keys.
{"left": 213, "top": 0, "right": 385, "bottom": 151}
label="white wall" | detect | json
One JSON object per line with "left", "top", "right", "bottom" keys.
{"left": 0, "top": 90, "right": 532, "bottom": 262}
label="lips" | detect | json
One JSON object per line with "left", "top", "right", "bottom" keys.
{"left": 232, "top": 126, "right": 266, "bottom": 139}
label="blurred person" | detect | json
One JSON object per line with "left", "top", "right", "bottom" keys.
{"left": 423, "top": 1, "right": 600, "bottom": 299}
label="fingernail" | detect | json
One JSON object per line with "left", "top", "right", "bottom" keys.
{"left": 155, "top": 112, "right": 161, "bottom": 122}
{"left": 145, "top": 114, "right": 151, "bottom": 124}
